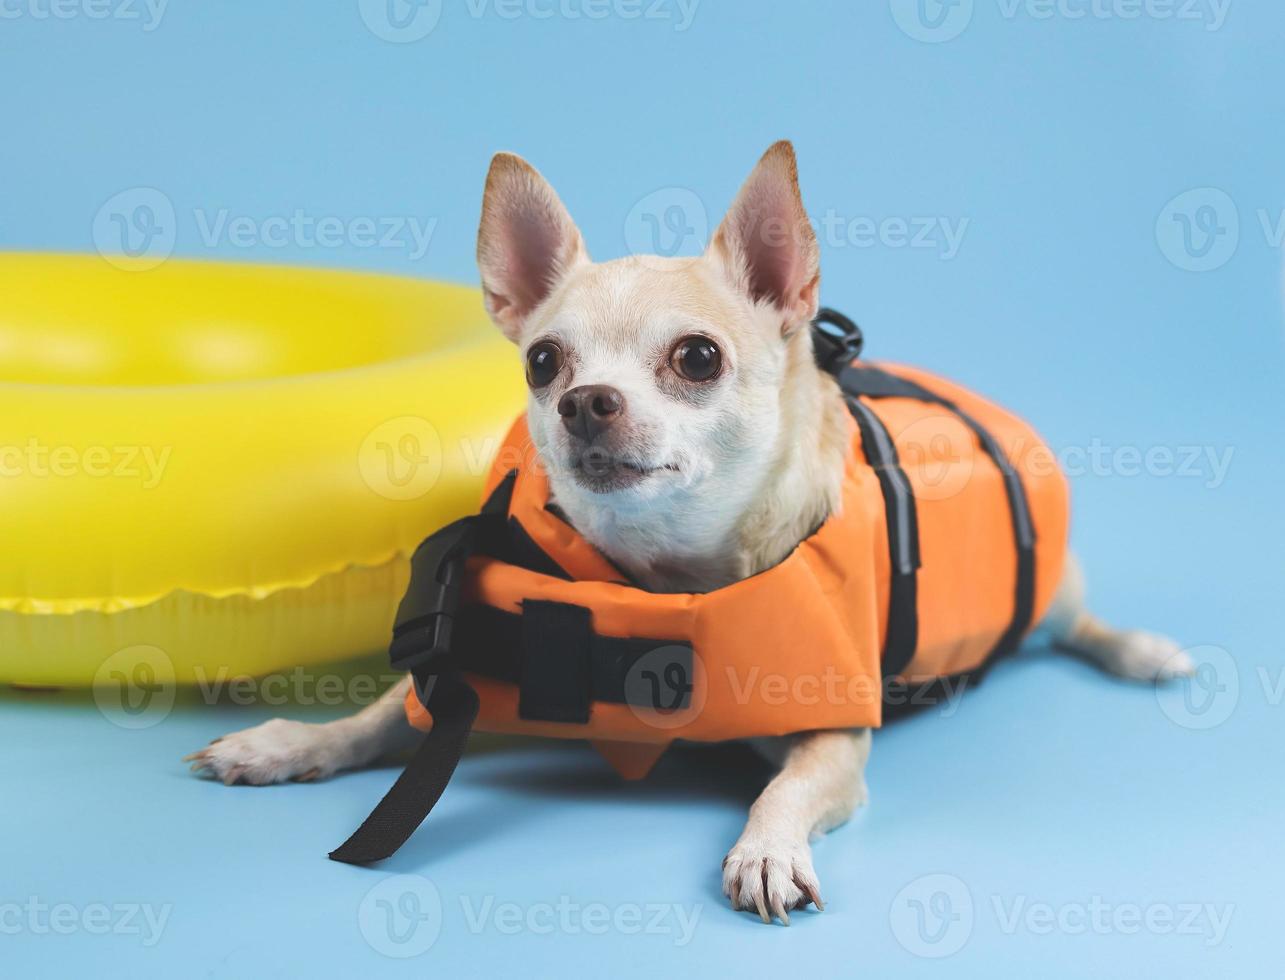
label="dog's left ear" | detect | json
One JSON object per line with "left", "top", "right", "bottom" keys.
{"left": 708, "top": 141, "right": 820, "bottom": 335}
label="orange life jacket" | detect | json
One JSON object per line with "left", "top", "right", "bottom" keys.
{"left": 330, "top": 311, "right": 1069, "bottom": 865}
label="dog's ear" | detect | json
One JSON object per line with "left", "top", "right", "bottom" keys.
{"left": 477, "top": 153, "right": 588, "bottom": 342}
{"left": 708, "top": 141, "right": 820, "bottom": 335}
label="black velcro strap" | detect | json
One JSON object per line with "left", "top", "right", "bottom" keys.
{"left": 845, "top": 396, "right": 920, "bottom": 677}
{"left": 455, "top": 604, "right": 692, "bottom": 714}
{"left": 331, "top": 466, "right": 692, "bottom": 864}
{"left": 518, "top": 601, "right": 593, "bottom": 723}
{"left": 839, "top": 362, "right": 1038, "bottom": 663}
{"left": 836, "top": 363, "right": 928, "bottom": 400}
{"left": 328, "top": 671, "right": 479, "bottom": 865}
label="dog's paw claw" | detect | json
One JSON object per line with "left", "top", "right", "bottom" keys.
{"left": 722, "top": 835, "right": 823, "bottom": 925}
{"left": 796, "top": 873, "right": 825, "bottom": 912}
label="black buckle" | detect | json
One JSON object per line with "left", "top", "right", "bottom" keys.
{"left": 811, "top": 307, "right": 864, "bottom": 375}
{"left": 389, "top": 517, "right": 480, "bottom": 674}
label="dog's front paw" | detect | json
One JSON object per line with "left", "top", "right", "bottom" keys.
{"left": 183, "top": 718, "right": 342, "bottom": 786}
{"left": 722, "top": 832, "right": 824, "bottom": 925}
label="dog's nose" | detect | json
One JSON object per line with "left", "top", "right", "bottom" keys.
{"left": 558, "top": 384, "right": 625, "bottom": 441}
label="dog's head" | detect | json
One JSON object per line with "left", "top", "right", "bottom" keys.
{"left": 476, "top": 141, "right": 820, "bottom": 532}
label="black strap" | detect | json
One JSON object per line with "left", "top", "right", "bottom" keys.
{"left": 837, "top": 360, "right": 1037, "bottom": 663}
{"left": 450, "top": 603, "right": 692, "bottom": 713}
{"left": 331, "top": 471, "right": 691, "bottom": 864}
{"left": 845, "top": 396, "right": 920, "bottom": 677}
{"left": 329, "top": 508, "right": 491, "bottom": 866}
{"left": 810, "top": 310, "right": 1038, "bottom": 673}
{"left": 518, "top": 601, "right": 594, "bottom": 723}
{"left": 330, "top": 477, "right": 516, "bottom": 865}
{"left": 328, "top": 671, "right": 479, "bottom": 865}
{"left": 811, "top": 311, "right": 922, "bottom": 677}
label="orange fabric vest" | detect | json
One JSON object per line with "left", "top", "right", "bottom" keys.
{"left": 397, "top": 361, "right": 1069, "bottom": 780}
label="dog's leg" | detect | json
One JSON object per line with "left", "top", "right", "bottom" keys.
{"left": 1043, "top": 554, "right": 1194, "bottom": 681}
{"left": 184, "top": 675, "right": 418, "bottom": 785}
{"left": 722, "top": 728, "right": 870, "bottom": 925}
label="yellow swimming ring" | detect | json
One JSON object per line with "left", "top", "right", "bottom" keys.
{"left": 0, "top": 253, "right": 524, "bottom": 687}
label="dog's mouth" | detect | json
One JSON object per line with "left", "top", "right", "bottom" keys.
{"left": 569, "top": 447, "right": 680, "bottom": 492}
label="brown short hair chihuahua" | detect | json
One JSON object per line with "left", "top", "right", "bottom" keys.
{"left": 188, "top": 142, "right": 1191, "bottom": 924}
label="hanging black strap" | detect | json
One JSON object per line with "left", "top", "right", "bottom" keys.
{"left": 328, "top": 671, "right": 479, "bottom": 865}
{"left": 330, "top": 471, "right": 691, "bottom": 865}
{"left": 328, "top": 476, "right": 516, "bottom": 865}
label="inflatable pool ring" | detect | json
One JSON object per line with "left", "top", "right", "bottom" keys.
{"left": 0, "top": 254, "right": 524, "bottom": 688}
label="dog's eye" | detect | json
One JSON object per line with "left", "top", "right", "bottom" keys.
{"left": 670, "top": 335, "right": 722, "bottom": 382}
{"left": 525, "top": 341, "right": 563, "bottom": 389}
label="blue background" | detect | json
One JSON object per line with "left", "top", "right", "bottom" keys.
{"left": 2, "top": 0, "right": 1282, "bottom": 976}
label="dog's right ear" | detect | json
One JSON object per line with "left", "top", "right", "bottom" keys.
{"left": 477, "top": 153, "right": 588, "bottom": 342}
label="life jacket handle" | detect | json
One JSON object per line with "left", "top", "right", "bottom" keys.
{"left": 811, "top": 307, "right": 864, "bottom": 375}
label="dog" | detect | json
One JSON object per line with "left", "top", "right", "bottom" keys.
{"left": 186, "top": 142, "right": 1193, "bottom": 924}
